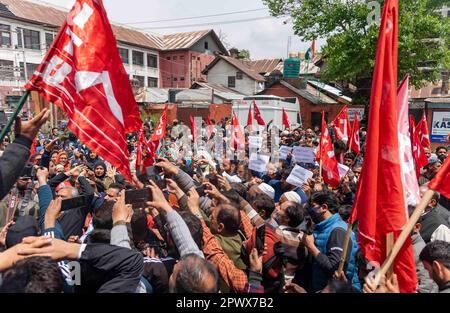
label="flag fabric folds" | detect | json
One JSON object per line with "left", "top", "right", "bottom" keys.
{"left": 333, "top": 106, "right": 351, "bottom": 143}
{"left": 319, "top": 111, "right": 340, "bottom": 187}
{"left": 282, "top": 107, "right": 291, "bottom": 129}
{"left": 253, "top": 101, "right": 266, "bottom": 126}
{"left": 25, "top": 0, "right": 141, "bottom": 181}
{"left": 349, "top": 0, "right": 417, "bottom": 292}
{"left": 429, "top": 156, "right": 450, "bottom": 199}
{"left": 416, "top": 111, "right": 431, "bottom": 148}
{"left": 349, "top": 112, "right": 360, "bottom": 155}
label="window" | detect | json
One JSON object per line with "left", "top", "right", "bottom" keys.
{"left": 180, "top": 55, "right": 184, "bottom": 60}
{"left": 17, "top": 28, "right": 41, "bottom": 50}
{"left": 148, "top": 77, "right": 158, "bottom": 87}
{"left": 118, "top": 47, "right": 129, "bottom": 64}
{"left": 45, "top": 33, "right": 54, "bottom": 49}
{"left": 197, "top": 57, "right": 200, "bottom": 61}
{"left": 228, "top": 76, "right": 236, "bottom": 88}
{"left": 204, "top": 41, "right": 209, "bottom": 50}
{"left": 0, "top": 24, "right": 11, "bottom": 47}
{"left": 19, "top": 62, "right": 39, "bottom": 79}
{"left": 166, "top": 56, "right": 171, "bottom": 60}
{"left": 147, "top": 54, "right": 157, "bottom": 68}
{"left": 134, "top": 75, "right": 145, "bottom": 87}
{"left": 0, "top": 59, "right": 14, "bottom": 78}
{"left": 180, "top": 77, "right": 185, "bottom": 81}
{"left": 173, "top": 56, "right": 177, "bottom": 61}
{"left": 236, "top": 71, "right": 243, "bottom": 80}
{"left": 132, "top": 50, "right": 144, "bottom": 66}
{"left": 173, "top": 77, "right": 178, "bottom": 81}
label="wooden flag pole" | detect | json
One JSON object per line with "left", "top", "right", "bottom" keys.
{"left": 337, "top": 222, "right": 354, "bottom": 275}
{"left": 378, "top": 189, "right": 434, "bottom": 279}
{"left": 0, "top": 90, "right": 30, "bottom": 142}
{"left": 386, "top": 232, "right": 395, "bottom": 279}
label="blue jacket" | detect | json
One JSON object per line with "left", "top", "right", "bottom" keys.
{"left": 312, "top": 213, "right": 360, "bottom": 292}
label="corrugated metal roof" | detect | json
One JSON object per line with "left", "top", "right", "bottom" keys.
{"left": 278, "top": 80, "right": 337, "bottom": 105}
{"left": 0, "top": 0, "right": 228, "bottom": 52}
{"left": 409, "top": 81, "right": 445, "bottom": 99}
{"left": 307, "top": 80, "right": 352, "bottom": 103}
{"left": 192, "top": 82, "right": 245, "bottom": 101}
{"left": 203, "top": 55, "right": 266, "bottom": 82}
{"left": 245, "top": 59, "right": 283, "bottom": 75}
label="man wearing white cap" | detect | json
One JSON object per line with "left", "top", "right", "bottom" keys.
{"left": 257, "top": 183, "right": 275, "bottom": 200}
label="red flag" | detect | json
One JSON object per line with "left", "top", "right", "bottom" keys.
{"left": 282, "top": 107, "right": 291, "bottom": 129}
{"left": 253, "top": 101, "right": 265, "bottom": 126}
{"left": 135, "top": 130, "right": 153, "bottom": 171}
{"left": 349, "top": 0, "right": 417, "bottom": 292}
{"left": 411, "top": 118, "right": 428, "bottom": 179}
{"left": 319, "top": 111, "right": 340, "bottom": 187}
{"left": 246, "top": 104, "right": 253, "bottom": 128}
{"left": 416, "top": 111, "right": 431, "bottom": 148}
{"left": 429, "top": 156, "right": 450, "bottom": 199}
{"left": 397, "top": 76, "right": 421, "bottom": 206}
{"left": 349, "top": 112, "right": 360, "bottom": 154}
{"left": 332, "top": 106, "right": 351, "bottom": 143}
{"left": 312, "top": 39, "right": 316, "bottom": 58}
{"left": 24, "top": 0, "right": 141, "bottom": 181}
{"left": 147, "top": 104, "right": 168, "bottom": 162}
{"left": 230, "top": 111, "right": 245, "bottom": 149}
{"left": 190, "top": 115, "right": 196, "bottom": 142}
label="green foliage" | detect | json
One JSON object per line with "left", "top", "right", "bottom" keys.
{"left": 264, "top": 0, "right": 450, "bottom": 103}
{"left": 237, "top": 49, "right": 251, "bottom": 60}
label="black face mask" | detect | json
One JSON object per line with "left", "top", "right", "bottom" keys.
{"left": 307, "top": 205, "right": 326, "bottom": 223}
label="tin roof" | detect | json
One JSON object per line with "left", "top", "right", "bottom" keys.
{"left": 245, "top": 59, "right": 283, "bottom": 75}
{"left": 0, "top": 0, "right": 226, "bottom": 53}
{"left": 202, "top": 55, "right": 266, "bottom": 82}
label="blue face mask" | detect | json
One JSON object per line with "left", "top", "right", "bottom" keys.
{"left": 307, "top": 204, "right": 326, "bottom": 223}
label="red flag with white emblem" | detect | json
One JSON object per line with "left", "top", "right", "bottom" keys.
{"left": 332, "top": 106, "right": 351, "bottom": 143}
{"left": 231, "top": 111, "right": 245, "bottom": 149}
{"left": 319, "top": 111, "right": 340, "bottom": 187}
{"left": 25, "top": 0, "right": 141, "bottom": 181}
{"left": 410, "top": 117, "right": 428, "bottom": 179}
{"left": 349, "top": 0, "right": 417, "bottom": 292}
{"left": 416, "top": 111, "right": 431, "bottom": 148}
{"left": 349, "top": 112, "right": 360, "bottom": 154}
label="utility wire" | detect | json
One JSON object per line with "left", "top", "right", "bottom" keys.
{"left": 125, "top": 8, "right": 268, "bottom": 25}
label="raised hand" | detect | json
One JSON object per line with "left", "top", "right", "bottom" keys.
{"left": 14, "top": 108, "right": 50, "bottom": 140}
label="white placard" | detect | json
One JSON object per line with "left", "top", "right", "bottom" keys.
{"left": 338, "top": 163, "right": 350, "bottom": 178}
{"left": 249, "top": 153, "right": 271, "bottom": 173}
{"left": 286, "top": 165, "right": 314, "bottom": 187}
{"left": 248, "top": 136, "right": 263, "bottom": 150}
{"left": 293, "top": 146, "right": 316, "bottom": 164}
{"left": 279, "top": 146, "right": 293, "bottom": 160}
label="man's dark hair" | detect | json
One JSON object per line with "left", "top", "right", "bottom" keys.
{"left": 333, "top": 140, "right": 347, "bottom": 151}
{"left": 344, "top": 152, "right": 356, "bottom": 160}
{"left": 216, "top": 204, "right": 241, "bottom": 234}
{"left": 179, "top": 211, "right": 203, "bottom": 250}
{"left": 251, "top": 193, "right": 276, "bottom": 218}
{"left": 436, "top": 146, "right": 448, "bottom": 153}
{"left": 419, "top": 240, "right": 450, "bottom": 270}
{"left": 174, "top": 254, "right": 218, "bottom": 293}
{"left": 89, "top": 200, "right": 115, "bottom": 243}
{"left": 220, "top": 189, "right": 241, "bottom": 208}
{"left": 230, "top": 182, "right": 247, "bottom": 199}
{"left": 108, "top": 183, "right": 125, "bottom": 191}
{"left": 284, "top": 203, "right": 305, "bottom": 228}
{"left": 131, "top": 208, "right": 148, "bottom": 238}
{"left": 310, "top": 191, "right": 339, "bottom": 213}
{"left": 338, "top": 205, "right": 353, "bottom": 222}
{"left": 0, "top": 257, "right": 63, "bottom": 293}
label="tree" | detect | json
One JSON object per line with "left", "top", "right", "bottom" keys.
{"left": 237, "top": 49, "right": 251, "bottom": 60}
{"left": 264, "top": 0, "right": 450, "bottom": 103}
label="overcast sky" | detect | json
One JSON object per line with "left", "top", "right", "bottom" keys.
{"left": 37, "top": 0, "right": 323, "bottom": 59}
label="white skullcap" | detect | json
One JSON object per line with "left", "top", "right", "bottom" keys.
{"left": 283, "top": 191, "right": 302, "bottom": 204}
{"left": 258, "top": 183, "right": 275, "bottom": 200}
{"left": 222, "top": 171, "right": 242, "bottom": 183}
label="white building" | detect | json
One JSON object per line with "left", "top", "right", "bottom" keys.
{"left": 0, "top": 0, "right": 162, "bottom": 109}
{"left": 202, "top": 55, "right": 266, "bottom": 95}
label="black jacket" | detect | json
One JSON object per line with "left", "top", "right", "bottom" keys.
{"left": 0, "top": 135, "right": 32, "bottom": 201}
{"left": 419, "top": 209, "right": 450, "bottom": 243}
{"left": 76, "top": 243, "right": 143, "bottom": 293}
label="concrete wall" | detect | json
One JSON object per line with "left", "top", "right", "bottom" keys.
{"left": 190, "top": 34, "right": 222, "bottom": 55}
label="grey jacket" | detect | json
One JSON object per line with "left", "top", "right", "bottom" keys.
{"left": 412, "top": 233, "right": 439, "bottom": 293}
{"left": 0, "top": 135, "right": 32, "bottom": 201}
{"left": 173, "top": 168, "right": 212, "bottom": 215}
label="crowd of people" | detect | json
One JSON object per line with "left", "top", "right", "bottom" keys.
{"left": 0, "top": 110, "right": 449, "bottom": 294}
